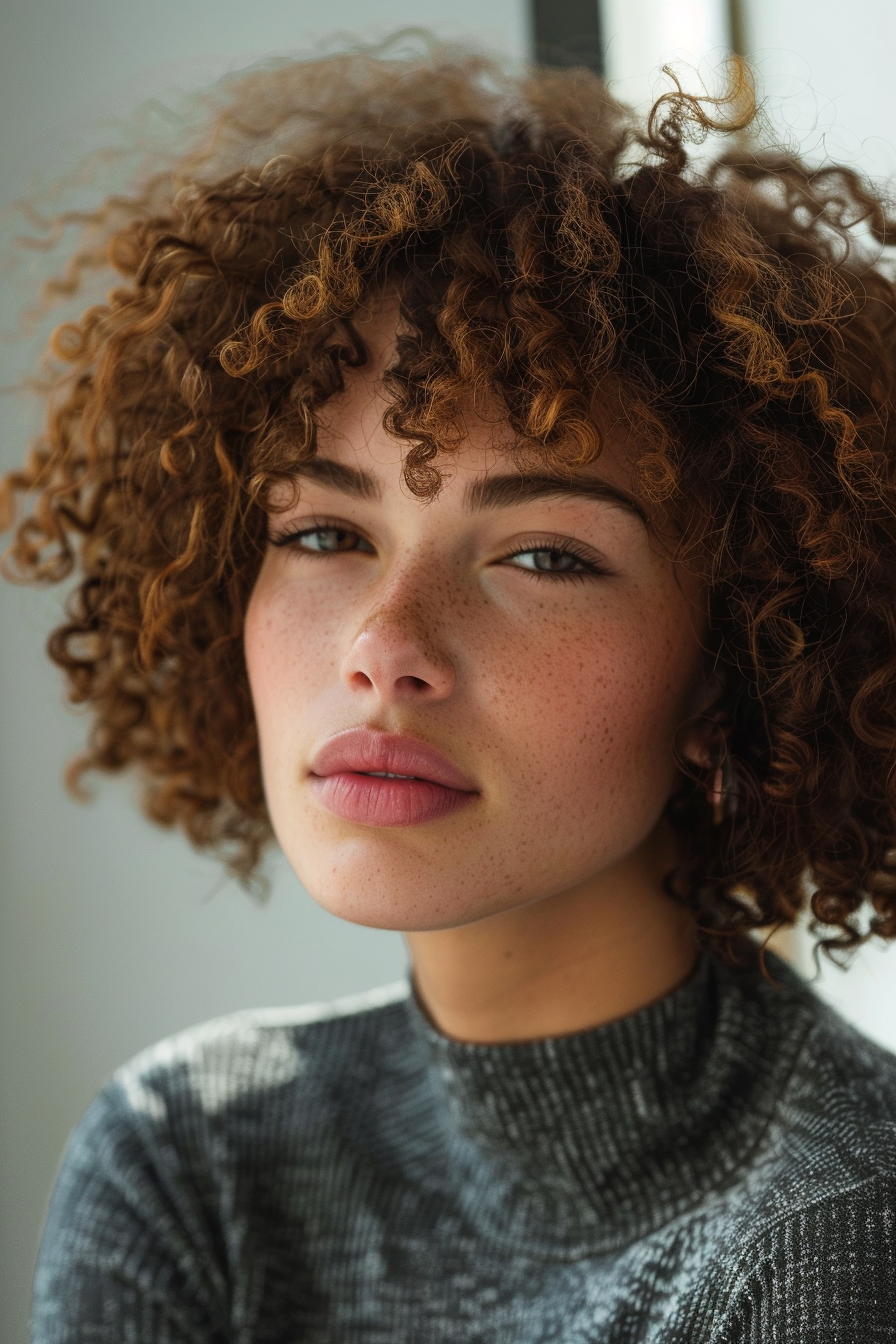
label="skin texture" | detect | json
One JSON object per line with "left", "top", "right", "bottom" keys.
{"left": 244, "top": 305, "right": 714, "bottom": 1043}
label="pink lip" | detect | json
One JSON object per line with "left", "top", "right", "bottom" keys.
{"left": 308, "top": 728, "right": 479, "bottom": 827}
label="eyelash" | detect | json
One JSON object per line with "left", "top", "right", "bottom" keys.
{"left": 499, "top": 536, "right": 610, "bottom": 582}
{"left": 269, "top": 519, "right": 610, "bottom": 582}
{"left": 269, "top": 517, "right": 375, "bottom": 556}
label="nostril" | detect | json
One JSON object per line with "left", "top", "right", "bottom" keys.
{"left": 341, "top": 626, "right": 455, "bottom": 702}
{"left": 395, "top": 675, "right": 431, "bottom": 693}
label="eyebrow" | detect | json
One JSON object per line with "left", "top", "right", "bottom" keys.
{"left": 294, "top": 458, "right": 648, "bottom": 524}
{"left": 294, "top": 457, "right": 380, "bottom": 500}
{"left": 463, "top": 471, "right": 649, "bottom": 523}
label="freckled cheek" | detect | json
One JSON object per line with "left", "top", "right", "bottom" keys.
{"left": 481, "top": 614, "right": 694, "bottom": 808}
{"left": 245, "top": 582, "right": 346, "bottom": 739}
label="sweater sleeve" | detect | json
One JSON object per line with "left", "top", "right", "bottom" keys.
{"left": 31, "top": 1080, "right": 230, "bottom": 1344}
{"left": 708, "top": 1176, "right": 896, "bottom": 1344}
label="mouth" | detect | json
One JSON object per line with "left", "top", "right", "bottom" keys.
{"left": 363, "top": 771, "right": 417, "bottom": 779}
{"left": 308, "top": 728, "right": 479, "bottom": 827}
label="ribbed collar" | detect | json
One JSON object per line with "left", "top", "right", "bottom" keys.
{"left": 408, "top": 941, "right": 813, "bottom": 1259}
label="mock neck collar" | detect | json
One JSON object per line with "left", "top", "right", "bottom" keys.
{"left": 407, "top": 941, "right": 813, "bottom": 1258}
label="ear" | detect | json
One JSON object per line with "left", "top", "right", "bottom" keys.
{"left": 676, "top": 665, "right": 727, "bottom": 771}
{"left": 687, "top": 660, "right": 725, "bottom": 718}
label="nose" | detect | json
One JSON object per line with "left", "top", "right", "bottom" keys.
{"left": 340, "top": 590, "right": 456, "bottom": 705}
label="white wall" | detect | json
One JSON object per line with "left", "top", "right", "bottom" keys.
{"left": 746, "top": 0, "right": 896, "bottom": 182}
{"left": 0, "top": 6, "right": 528, "bottom": 1341}
{"left": 603, "top": 0, "right": 730, "bottom": 110}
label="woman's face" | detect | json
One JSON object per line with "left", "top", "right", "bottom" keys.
{"left": 244, "top": 307, "right": 709, "bottom": 933}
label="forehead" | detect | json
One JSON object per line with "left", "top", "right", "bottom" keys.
{"left": 314, "top": 301, "right": 643, "bottom": 500}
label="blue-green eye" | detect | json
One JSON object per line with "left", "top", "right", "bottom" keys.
{"left": 503, "top": 544, "right": 605, "bottom": 578}
{"left": 273, "top": 526, "right": 374, "bottom": 554}
{"left": 509, "top": 548, "right": 587, "bottom": 573}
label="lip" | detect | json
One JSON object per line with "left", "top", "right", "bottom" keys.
{"left": 308, "top": 728, "right": 479, "bottom": 827}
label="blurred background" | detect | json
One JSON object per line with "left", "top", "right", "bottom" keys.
{"left": 2, "top": 1, "right": 896, "bottom": 1338}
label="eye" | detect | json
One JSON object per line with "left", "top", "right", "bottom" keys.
{"left": 511, "top": 548, "right": 584, "bottom": 573}
{"left": 270, "top": 523, "right": 375, "bottom": 554}
{"left": 501, "top": 542, "right": 607, "bottom": 579}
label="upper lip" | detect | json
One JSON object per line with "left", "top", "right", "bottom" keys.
{"left": 309, "top": 728, "right": 478, "bottom": 792}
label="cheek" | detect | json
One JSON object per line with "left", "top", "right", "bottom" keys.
{"left": 483, "top": 601, "right": 696, "bottom": 819}
{"left": 243, "top": 565, "right": 338, "bottom": 752}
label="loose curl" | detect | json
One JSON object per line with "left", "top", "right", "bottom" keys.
{"left": 4, "top": 42, "right": 896, "bottom": 967}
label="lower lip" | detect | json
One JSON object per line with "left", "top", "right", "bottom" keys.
{"left": 309, "top": 772, "right": 476, "bottom": 826}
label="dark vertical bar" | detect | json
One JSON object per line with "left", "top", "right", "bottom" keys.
{"left": 531, "top": 0, "right": 605, "bottom": 77}
{"left": 727, "top": 0, "right": 748, "bottom": 55}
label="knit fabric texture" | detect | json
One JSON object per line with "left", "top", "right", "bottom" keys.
{"left": 32, "top": 941, "right": 896, "bottom": 1342}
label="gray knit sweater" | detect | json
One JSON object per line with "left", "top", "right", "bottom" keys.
{"left": 32, "top": 940, "right": 896, "bottom": 1342}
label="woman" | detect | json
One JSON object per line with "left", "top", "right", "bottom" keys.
{"left": 4, "top": 43, "right": 896, "bottom": 1342}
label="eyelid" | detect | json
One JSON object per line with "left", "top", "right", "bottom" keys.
{"left": 267, "top": 518, "right": 614, "bottom": 575}
{"left": 268, "top": 514, "right": 374, "bottom": 548}
{"left": 498, "top": 534, "right": 613, "bottom": 573}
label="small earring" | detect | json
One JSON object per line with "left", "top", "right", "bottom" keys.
{"left": 709, "top": 765, "right": 725, "bottom": 825}
{"left": 707, "top": 756, "right": 737, "bottom": 825}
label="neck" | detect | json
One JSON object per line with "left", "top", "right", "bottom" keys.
{"left": 405, "top": 821, "right": 699, "bottom": 1044}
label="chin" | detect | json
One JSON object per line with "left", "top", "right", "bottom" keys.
{"left": 298, "top": 868, "right": 491, "bottom": 932}
{"left": 283, "top": 838, "right": 507, "bottom": 933}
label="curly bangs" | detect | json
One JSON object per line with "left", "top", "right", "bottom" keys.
{"left": 4, "top": 43, "right": 896, "bottom": 964}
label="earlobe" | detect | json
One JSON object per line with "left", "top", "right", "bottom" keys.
{"left": 675, "top": 717, "right": 717, "bottom": 774}
{"left": 674, "top": 661, "right": 730, "bottom": 774}
{"left": 674, "top": 676, "right": 740, "bottom": 825}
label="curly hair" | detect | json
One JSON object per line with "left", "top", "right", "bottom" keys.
{"left": 4, "top": 41, "right": 896, "bottom": 967}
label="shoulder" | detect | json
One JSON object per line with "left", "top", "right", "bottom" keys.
{"left": 33, "top": 981, "right": 414, "bottom": 1339}
{"left": 60, "top": 977, "right": 416, "bottom": 1196}
{"left": 74, "top": 977, "right": 416, "bottom": 1211}
{"left": 702, "top": 948, "right": 896, "bottom": 1215}
{"left": 717, "top": 949, "right": 896, "bottom": 1191}
{"left": 729, "top": 958, "right": 896, "bottom": 1233}
{"left": 762, "top": 967, "right": 896, "bottom": 1191}
{"left": 110, "top": 979, "right": 412, "bottom": 1128}
{"left": 705, "top": 1174, "right": 896, "bottom": 1343}
{"left": 703, "top": 965, "right": 896, "bottom": 1341}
